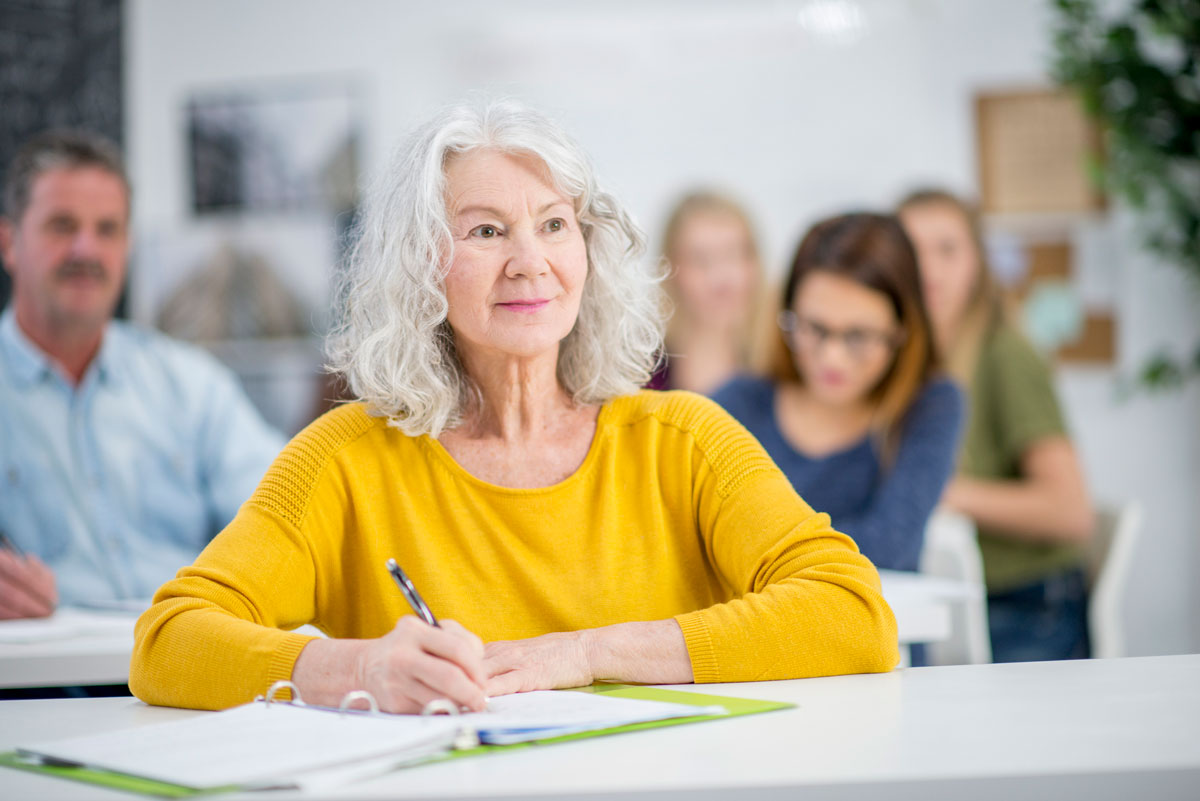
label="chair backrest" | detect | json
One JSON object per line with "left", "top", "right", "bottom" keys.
{"left": 920, "top": 508, "right": 983, "bottom": 585}
{"left": 1086, "top": 502, "right": 1142, "bottom": 660}
{"left": 919, "top": 508, "right": 991, "bottom": 665}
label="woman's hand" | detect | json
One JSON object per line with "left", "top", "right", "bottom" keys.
{"left": 0, "top": 550, "right": 57, "bottom": 620}
{"left": 293, "top": 617, "right": 488, "bottom": 714}
{"left": 356, "top": 618, "right": 489, "bottom": 713}
{"left": 483, "top": 631, "right": 594, "bottom": 697}
{"left": 483, "top": 620, "right": 693, "bottom": 696}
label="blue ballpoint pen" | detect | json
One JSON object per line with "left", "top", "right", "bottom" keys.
{"left": 385, "top": 558, "right": 440, "bottom": 627}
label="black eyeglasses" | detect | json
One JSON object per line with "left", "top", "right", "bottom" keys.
{"left": 778, "top": 311, "right": 904, "bottom": 361}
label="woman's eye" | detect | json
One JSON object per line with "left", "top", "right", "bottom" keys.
{"left": 472, "top": 224, "right": 499, "bottom": 239}
{"left": 545, "top": 218, "right": 565, "bottom": 233}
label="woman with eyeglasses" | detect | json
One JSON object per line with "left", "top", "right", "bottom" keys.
{"left": 713, "top": 212, "right": 963, "bottom": 573}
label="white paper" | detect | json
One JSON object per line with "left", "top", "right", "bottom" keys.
{"left": 0, "top": 608, "right": 137, "bottom": 644}
{"left": 19, "top": 690, "right": 729, "bottom": 790}
{"left": 461, "top": 690, "right": 728, "bottom": 744}
{"left": 20, "top": 703, "right": 462, "bottom": 790}
{"left": 72, "top": 598, "right": 153, "bottom": 614}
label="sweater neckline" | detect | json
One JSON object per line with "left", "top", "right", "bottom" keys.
{"left": 417, "top": 401, "right": 613, "bottom": 496}
{"left": 768, "top": 382, "right": 876, "bottom": 463}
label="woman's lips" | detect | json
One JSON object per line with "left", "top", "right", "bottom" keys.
{"left": 817, "top": 370, "right": 849, "bottom": 387}
{"left": 497, "top": 299, "right": 550, "bottom": 314}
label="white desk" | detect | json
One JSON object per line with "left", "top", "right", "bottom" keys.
{"left": 0, "top": 609, "right": 139, "bottom": 689}
{"left": 0, "top": 575, "right": 977, "bottom": 690}
{"left": 1, "top": 655, "right": 1196, "bottom": 800}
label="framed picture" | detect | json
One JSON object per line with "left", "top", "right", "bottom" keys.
{"left": 187, "top": 79, "right": 363, "bottom": 214}
{"left": 135, "top": 217, "right": 336, "bottom": 342}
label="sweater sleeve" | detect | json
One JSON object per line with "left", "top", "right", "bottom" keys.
{"left": 129, "top": 410, "right": 369, "bottom": 711}
{"left": 669, "top": 395, "right": 900, "bottom": 682}
{"left": 834, "top": 379, "right": 965, "bottom": 571}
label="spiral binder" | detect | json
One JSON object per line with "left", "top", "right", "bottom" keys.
{"left": 256, "top": 680, "right": 481, "bottom": 748}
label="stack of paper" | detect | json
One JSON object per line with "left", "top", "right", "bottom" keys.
{"left": 16, "top": 688, "right": 731, "bottom": 793}
{"left": 20, "top": 703, "right": 463, "bottom": 791}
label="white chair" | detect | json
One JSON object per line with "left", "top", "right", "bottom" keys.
{"left": 1085, "top": 502, "right": 1142, "bottom": 660}
{"left": 919, "top": 508, "right": 992, "bottom": 665}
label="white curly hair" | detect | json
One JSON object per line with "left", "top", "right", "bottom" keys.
{"left": 327, "top": 98, "right": 666, "bottom": 437}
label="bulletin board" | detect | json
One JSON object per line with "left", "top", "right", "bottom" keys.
{"left": 975, "top": 89, "right": 1105, "bottom": 215}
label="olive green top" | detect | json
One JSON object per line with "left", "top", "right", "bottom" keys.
{"left": 959, "top": 321, "right": 1083, "bottom": 592}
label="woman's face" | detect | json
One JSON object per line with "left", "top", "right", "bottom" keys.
{"left": 898, "top": 202, "right": 980, "bottom": 338}
{"left": 443, "top": 150, "right": 588, "bottom": 363}
{"left": 669, "top": 211, "right": 757, "bottom": 331}
{"left": 788, "top": 271, "right": 900, "bottom": 407}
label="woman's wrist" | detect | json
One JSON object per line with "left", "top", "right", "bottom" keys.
{"left": 291, "top": 637, "right": 368, "bottom": 707}
{"left": 580, "top": 619, "right": 693, "bottom": 685}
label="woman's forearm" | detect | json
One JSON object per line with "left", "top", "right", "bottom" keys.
{"left": 943, "top": 475, "right": 1093, "bottom": 544}
{"left": 943, "top": 436, "right": 1094, "bottom": 545}
{"left": 582, "top": 619, "right": 694, "bottom": 685}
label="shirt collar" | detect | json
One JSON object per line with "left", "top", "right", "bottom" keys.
{"left": 0, "top": 306, "right": 121, "bottom": 389}
{"left": 90, "top": 324, "right": 122, "bottom": 388}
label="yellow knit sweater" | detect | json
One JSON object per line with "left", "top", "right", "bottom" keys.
{"left": 131, "top": 391, "right": 898, "bottom": 710}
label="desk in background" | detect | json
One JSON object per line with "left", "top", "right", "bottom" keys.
{"left": 0, "top": 609, "right": 138, "bottom": 690}
{"left": 1, "top": 655, "right": 1196, "bottom": 800}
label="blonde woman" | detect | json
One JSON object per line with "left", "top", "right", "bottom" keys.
{"left": 651, "top": 192, "right": 763, "bottom": 393}
{"left": 129, "top": 100, "right": 898, "bottom": 712}
{"left": 898, "top": 189, "right": 1094, "bottom": 663}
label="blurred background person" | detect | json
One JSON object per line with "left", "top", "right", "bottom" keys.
{"left": 650, "top": 191, "right": 763, "bottom": 394}
{"left": 714, "top": 212, "right": 963, "bottom": 575}
{"left": 0, "top": 131, "right": 284, "bottom": 620}
{"left": 898, "top": 189, "right": 1095, "bottom": 663}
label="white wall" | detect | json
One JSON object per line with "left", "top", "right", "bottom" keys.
{"left": 126, "top": 0, "right": 1057, "bottom": 267}
{"left": 125, "top": 0, "right": 1199, "bottom": 655}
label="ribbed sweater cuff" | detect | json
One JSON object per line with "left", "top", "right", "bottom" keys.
{"left": 265, "top": 632, "right": 319, "bottom": 701}
{"left": 675, "top": 612, "right": 719, "bottom": 683}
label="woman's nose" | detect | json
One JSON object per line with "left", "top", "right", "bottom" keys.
{"left": 504, "top": 230, "right": 550, "bottom": 278}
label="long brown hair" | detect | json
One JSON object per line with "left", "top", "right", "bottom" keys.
{"left": 896, "top": 188, "right": 1006, "bottom": 386}
{"left": 767, "top": 212, "right": 939, "bottom": 457}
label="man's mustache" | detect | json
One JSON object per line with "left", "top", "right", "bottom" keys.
{"left": 55, "top": 259, "right": 108, "bottom": 282}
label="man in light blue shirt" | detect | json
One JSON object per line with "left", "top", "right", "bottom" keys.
{"left": 0, "top": 131, "right": 284, "bottom": 618}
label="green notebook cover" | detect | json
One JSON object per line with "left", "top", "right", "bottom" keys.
{"left": 0, "top": 684, "right": 793, "bottom": 798}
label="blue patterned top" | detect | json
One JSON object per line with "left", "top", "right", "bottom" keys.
{"left": 712, "top": 375, "right": 964, "bottom": 571}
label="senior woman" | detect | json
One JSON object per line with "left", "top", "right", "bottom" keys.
{"left": 130, "top": 100, "right": 899, "bottom": 713}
